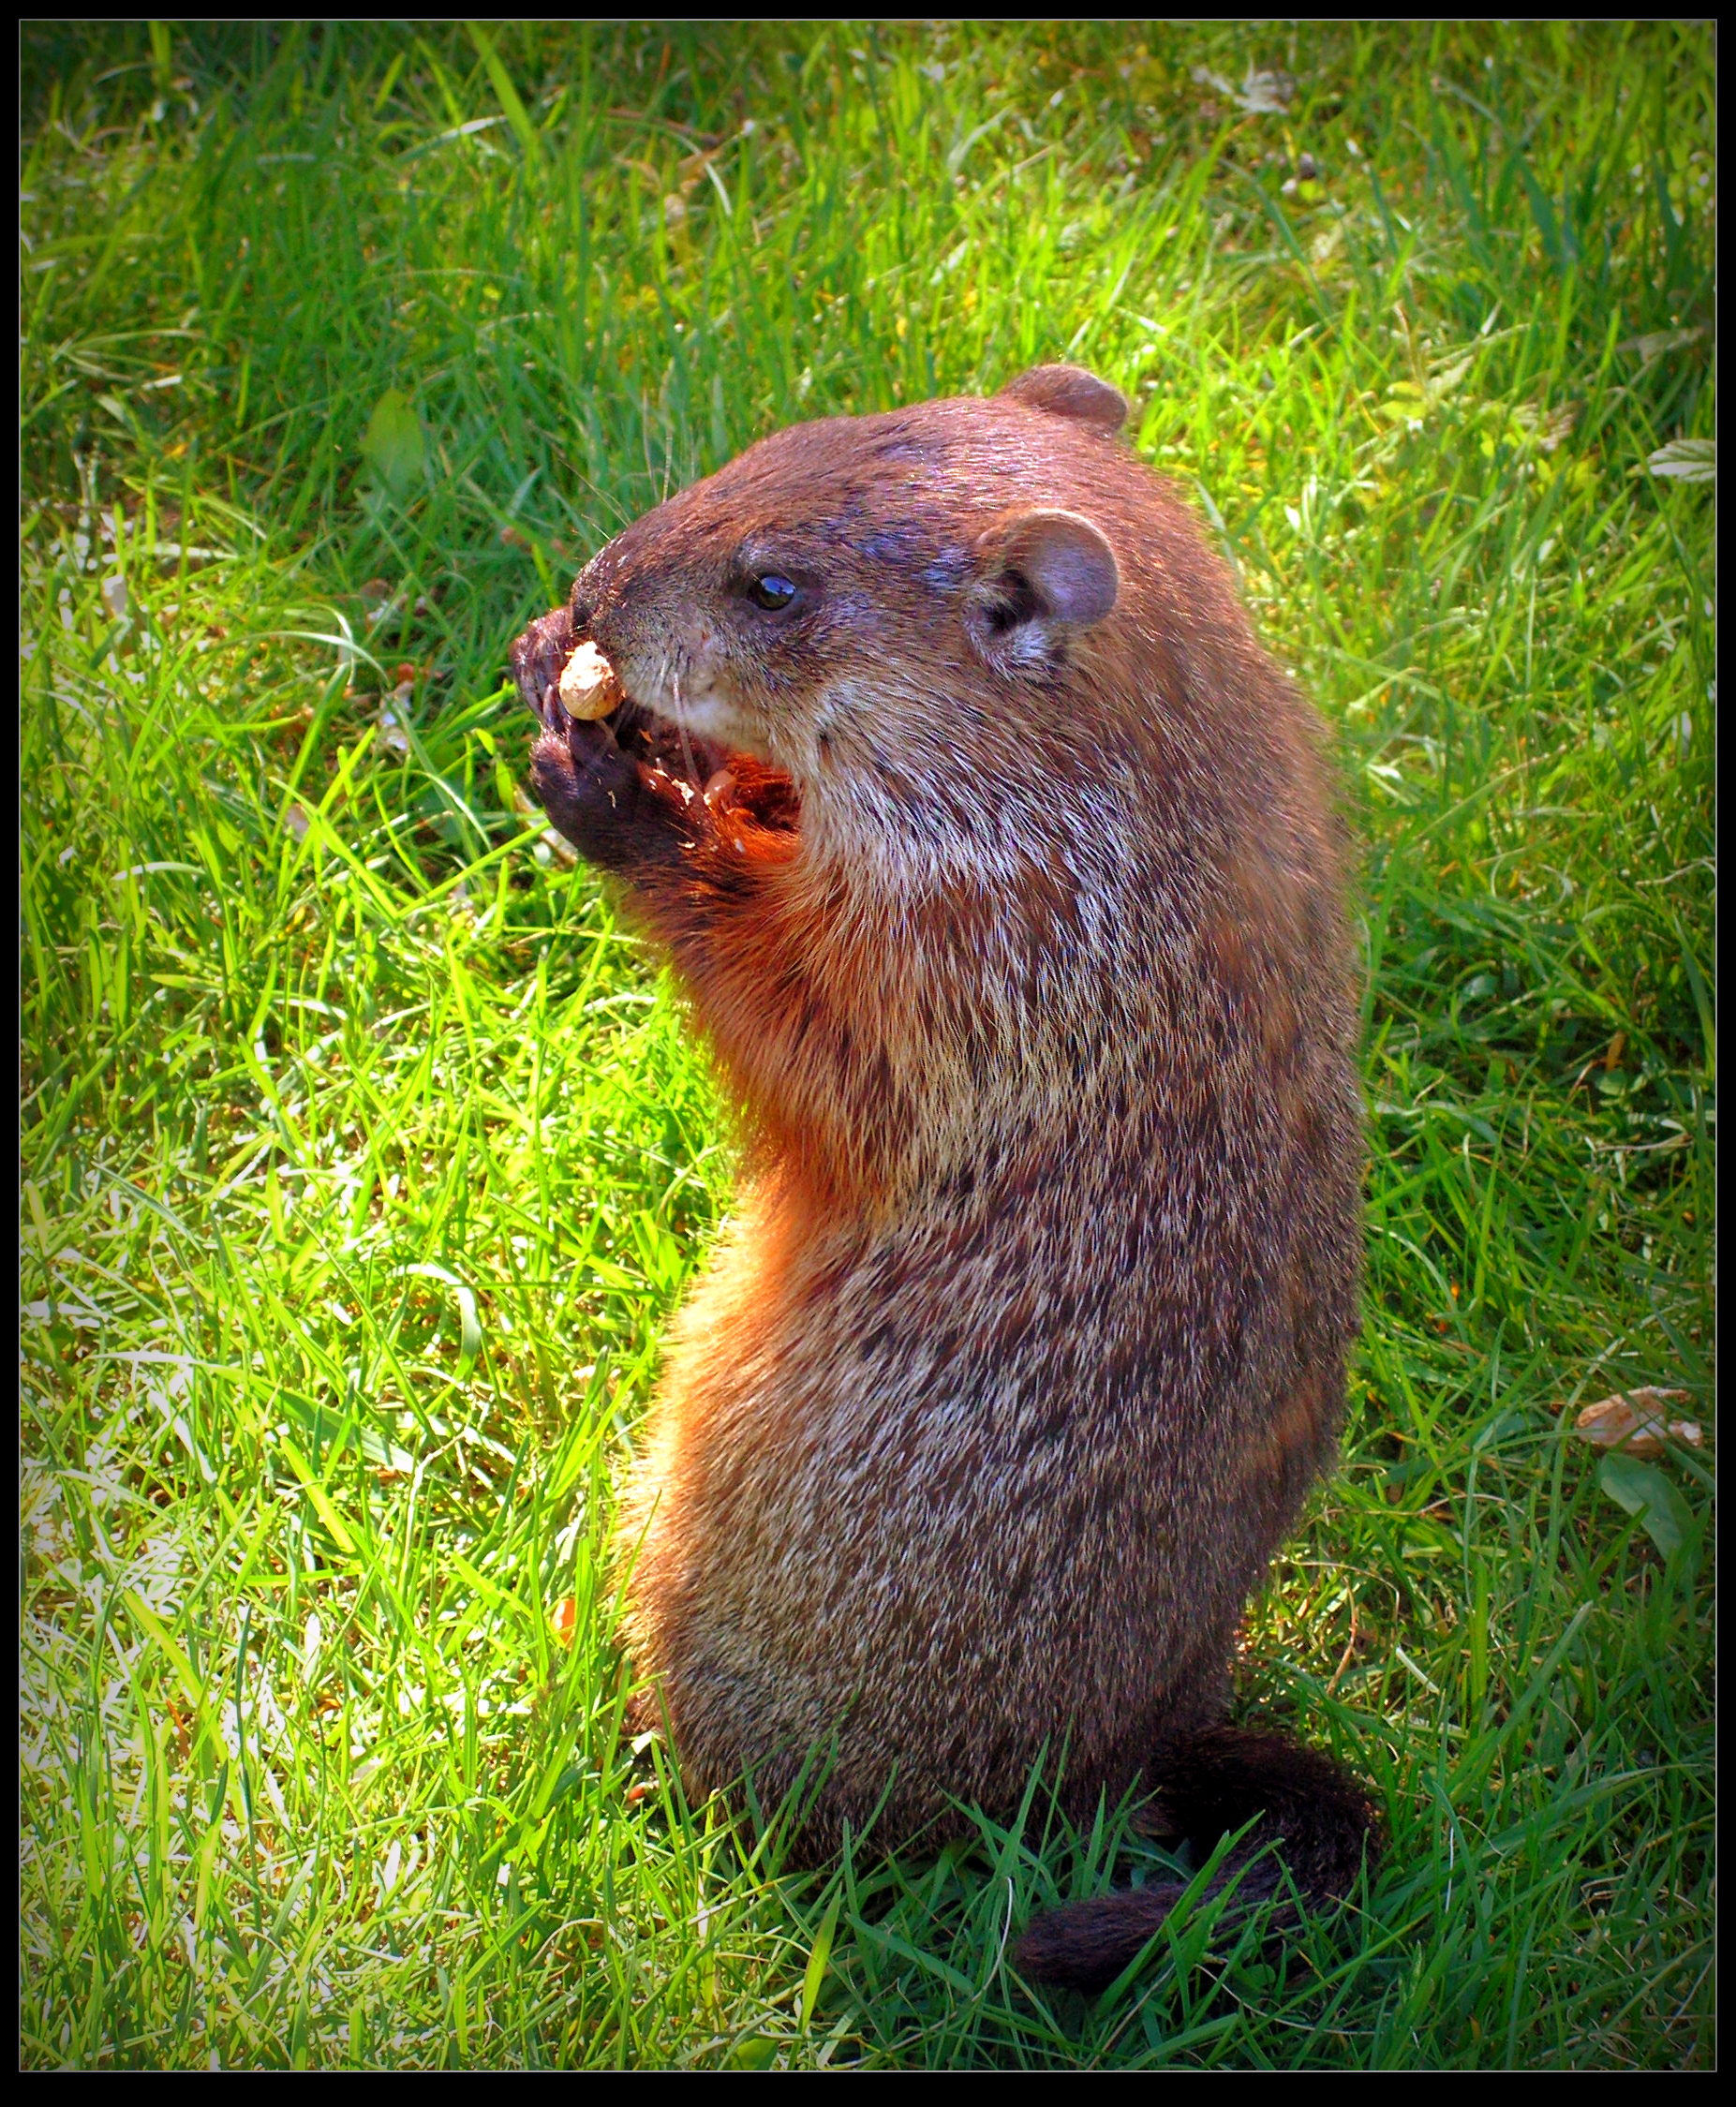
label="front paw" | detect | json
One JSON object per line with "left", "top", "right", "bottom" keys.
{"left": 529, "top": 714, "right": 695, "bottom": 873}
{"left": 510, "top": 606, "right": 575, "bottom": 720}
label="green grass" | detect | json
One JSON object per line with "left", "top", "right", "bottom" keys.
{"left": 20, "top": 21, "right": 1714, "bottom": 2070}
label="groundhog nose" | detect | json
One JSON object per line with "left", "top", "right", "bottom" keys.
{"left": 509, "top": 604, "right": 575, "bottom": 719}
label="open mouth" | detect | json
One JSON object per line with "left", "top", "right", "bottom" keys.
{"left": 604, "top": 689, "right": 733, "bottom": 794}
{"left": 611, "top": 694, "right": 802, "bottom": 835}
{"left": 511, "top": 607, "right": 799, "bottom": 831}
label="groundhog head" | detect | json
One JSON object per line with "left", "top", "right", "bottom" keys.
{"left": 513, "top": 366, "right": 1161, "bottom": 868}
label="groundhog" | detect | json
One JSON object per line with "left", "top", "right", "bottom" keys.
{"left": 511, "top": 364, "right": 1377, "bottom": 1992}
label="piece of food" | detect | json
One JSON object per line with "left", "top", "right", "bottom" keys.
{"left": 557, "top": 639, "right": 621, "bottom": 720}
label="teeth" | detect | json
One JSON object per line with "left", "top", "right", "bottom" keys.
{"left": 558, "top": 640, "right": 621, "bottom": 720}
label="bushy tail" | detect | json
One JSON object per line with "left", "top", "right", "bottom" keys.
{"left": 1015, "top": 1726, "right": 1380, "bottom": 1994}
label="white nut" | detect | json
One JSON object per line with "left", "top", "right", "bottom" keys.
{"left": 557, "top": 639, "right": 620, "bottom": 720}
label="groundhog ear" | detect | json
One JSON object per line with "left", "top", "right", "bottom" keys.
{"left": 970, "top": 507, "right": 1120, "bottom": 642}
{"left": 998, "top": 364, "right": 1128, "bottom": 434}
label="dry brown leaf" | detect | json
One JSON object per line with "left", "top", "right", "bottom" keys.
{"left": 1573, "top": 1387, "right": 1701, "bottom": 1458}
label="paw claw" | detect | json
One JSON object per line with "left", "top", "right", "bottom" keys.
{"left": 510, "top": 606, "right": 577, "bottom": 724}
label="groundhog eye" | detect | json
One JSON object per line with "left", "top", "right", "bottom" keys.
{"left": 747, "top": 571, "right": 798, "bottom": 612}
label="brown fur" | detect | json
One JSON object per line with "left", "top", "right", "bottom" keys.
{"left": 512, "top": 365, "right": 1376, "bottom": 1981}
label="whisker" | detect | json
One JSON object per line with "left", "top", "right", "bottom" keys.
{"left": 672, "top": 663, "right": 704, "bottom": 796}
